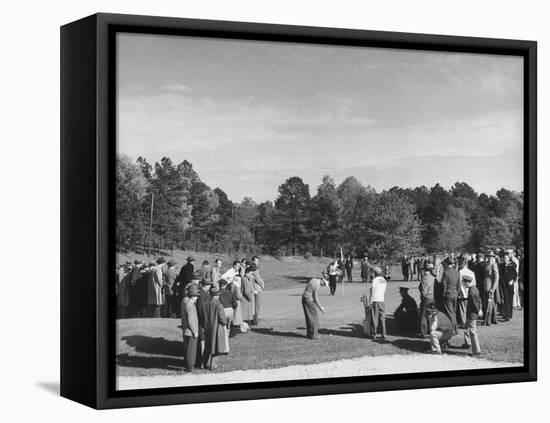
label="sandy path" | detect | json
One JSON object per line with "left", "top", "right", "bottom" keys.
{"left": 117, "top": 353, "right": 521, "bottom": 390}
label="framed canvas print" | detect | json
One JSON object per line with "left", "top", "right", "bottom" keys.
{"left": 60, "top": 13, "right": 537, "bottom": 409}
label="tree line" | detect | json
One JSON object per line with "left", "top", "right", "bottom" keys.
{"left": 116, "top": 155, "right": 524, "bottom": 260}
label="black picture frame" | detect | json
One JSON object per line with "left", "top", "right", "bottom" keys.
{"left": 60, "top": 12, "right": 537, "bottom": 409}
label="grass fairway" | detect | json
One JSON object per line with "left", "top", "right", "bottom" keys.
{"left": 116, "top": 266, "right": 524, "bottom": 384}
{"left": 118, "top": 249, "right": 342, "bottom": 290}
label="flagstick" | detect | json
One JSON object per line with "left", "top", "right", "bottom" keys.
{"left": 341, "top": 246, "right": 345, "bottom": 297}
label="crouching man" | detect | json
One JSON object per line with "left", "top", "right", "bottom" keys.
{"left": 426, "top": 303, "right": 455, "bottom": 354}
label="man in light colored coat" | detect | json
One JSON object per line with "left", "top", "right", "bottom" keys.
{"left": 147, "top": 257, "right": 166, "bottom": 317}
{"left": 210, "top": 258, "right": 223, "bottom": 287}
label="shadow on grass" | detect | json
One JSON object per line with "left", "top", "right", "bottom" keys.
{"left": 318, "top": 324, "right": 363, "bottom": 338}
{"left": 117, "top": 353, "right": 186, "bottom": 371}
{"left": 251, "top": 327, "right": 307, "bottom": 339}
{"left": 122, "top": 335, "right": 183, "bottom": 357}
{"left": 391, "top": 338, "right": 430, "bottom": 353}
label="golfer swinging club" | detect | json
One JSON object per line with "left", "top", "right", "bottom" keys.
{"left": 302, "top": 271, "right": 329, "bottom": 339}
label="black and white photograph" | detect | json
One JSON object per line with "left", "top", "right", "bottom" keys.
{"left": 114, "top": 31, "right": 527, "bottom": 391}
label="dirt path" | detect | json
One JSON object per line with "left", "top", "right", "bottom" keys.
{"left": 117, "top": 353, "right": 521, "bottom": 390}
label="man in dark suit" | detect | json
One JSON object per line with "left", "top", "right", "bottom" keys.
{"left": 394, "top": 287, "right": 418, "bottom": 333}
{"left": 178, "top": 256, "right": 195, "bottom": 299}
{"left": 439, "top": 256, "right": 460, "bottom": 335}
{"left": 361, "top": 254, "right": 370, "bottom": 283}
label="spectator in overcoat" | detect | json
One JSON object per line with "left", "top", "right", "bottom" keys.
{"left": 181, "top": 284, "right": 200, "bottom": 371}
{"left": 418, "top": 261, "right": 436, "bottom": 337}
{"left": 147, "top": 257, "right": 166, "bottom": 317}
{"left": 201, "top": 286, "right": 227, "bottom": 370}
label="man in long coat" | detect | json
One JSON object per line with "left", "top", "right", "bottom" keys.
{"left": 201, "top": 286, "right": 227, "bottom": 370}
{"left": 128, "top": 260, "right": 143, "bottom": 317}
{"left": 147, "top": 257, "right": 166, "bottom": 317}
{"left": 116, "top": 264, "right": 130, "bottom": 318}
{"left": 195, "top": 280, "right": 211, "bottom": 369}
{"left": 418, "top": 261, "right": 436, "bottom": 337}
{"left": 250, "top": 256, "right": 265, "bottom": 326}
{"left": 210, "top": 258, "right": 223, "bottom": 287}
{"left": 482, "top": 251, "right": 500, "bottom": 326}
{"left": 164, "top": 259, "right": 178, "bottom": 318}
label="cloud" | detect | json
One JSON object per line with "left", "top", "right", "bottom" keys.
{"left": 160, "top": 83, "right": 192, "bottom": 93}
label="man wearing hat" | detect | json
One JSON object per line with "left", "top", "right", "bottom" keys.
{"left": 181, "top": 284, "right": 200, "bottom": 371}
{"left": 127, "top": 260, "right": 145, "bottom": 318}
{"left": 116, "top": 262, "right": 131, "bottom": 318}
{"left": 457, "top": 254, "right": 476, "bottom": 328}
{"left": 195, "top": 276, "right": 212, "bottom": 368}
{"left": 426, "top": 303, "right": 455, "bottom": 354}
{"left": 209, "top": 258, "right": 223, "bottom": 287}
{"left": 147, "top": 257, "right": 166, "bottom": 317}
{"left": 301, "top": 272, "right": 328, "bottom": 339}
{"left": 178, "top": 255, "right": 195, "bottom": 299}
{"left": 201, "top": 285, "right": 227, "bottom": 370}
{"left": 438, "top": 256, "right": 460, "bottom": 335}
{"left": 394, "top": 287, "right": 418, "bottom": 333}
{"left": 218, "top": 278, "right": 238, "bottom": 345}
{"left": 462, "top": 274, "right": 482, "bottom": 355}
{"left": 482, "top": 250, "right": 500, "bottom": 326}
{"left": 184, "top": 271, "right": 202, "bottom": 297}
{"left": 163, "top": 259, "right": 178, "bottom": 318}
{"left": 369, "top": 266, "right": 387, "bottom": 339}
{"left": 418, "top": 261, "right": 436, "bottom": 337}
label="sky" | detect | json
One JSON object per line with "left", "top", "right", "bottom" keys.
{"left": 117, "top": 33, "right": 524, "bottom": 203}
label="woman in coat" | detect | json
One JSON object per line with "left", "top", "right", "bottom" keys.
{"left": 240, "top": 266, "right": 256, "bottom": 325}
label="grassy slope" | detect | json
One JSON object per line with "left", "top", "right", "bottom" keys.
{"left": 116, "top": 275, "right": 524, "bottom": 377}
